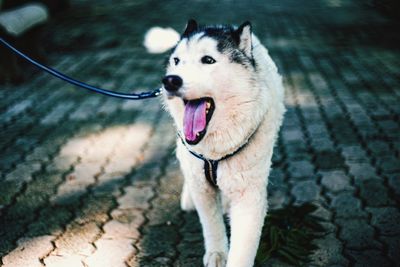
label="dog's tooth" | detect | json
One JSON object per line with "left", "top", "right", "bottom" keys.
{"left": 196, "top": 133, "right": 200, "bottom": 137}
{"left": 206, "top": 102, "right": 211, "bottom": 109}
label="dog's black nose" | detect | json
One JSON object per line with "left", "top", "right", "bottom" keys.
{"left": 162, "top": 75, "right": 183, "bottom": 92}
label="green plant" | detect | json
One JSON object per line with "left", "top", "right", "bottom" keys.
{"left": 255, "top": 203, "right": 326, "bottom": 266}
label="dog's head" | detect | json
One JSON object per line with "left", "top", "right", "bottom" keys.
{"left": 163, "top": 20, "right": 267, "bottom": 156}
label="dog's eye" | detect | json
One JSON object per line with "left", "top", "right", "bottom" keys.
{"left": 173, "top": 57, "right": 180, "bottom": 65}
{"left": 201, "top": 56, "right": 216, "bottom": 64}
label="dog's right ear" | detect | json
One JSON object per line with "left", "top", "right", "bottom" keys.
{"left": 234, "top": 21, "right": 252, "bottom": 58}
{"left": 182, "top": 19, "right": 198, "bottom": 37}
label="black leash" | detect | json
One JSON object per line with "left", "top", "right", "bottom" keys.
{"left": 0, "top": 37, "right": 162, "bottom": 100}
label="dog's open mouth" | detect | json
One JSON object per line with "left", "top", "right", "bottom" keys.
{"left": 183, "top": 97, "right": 215, "bottom": 145}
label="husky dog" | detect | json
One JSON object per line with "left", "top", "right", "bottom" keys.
{"left": 146, "top": 19, "right": 285, "bottom": 267}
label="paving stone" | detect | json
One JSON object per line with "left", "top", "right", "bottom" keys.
{"left": 380, "top": 235, "right": 400, "bottom": 263}
{"left": 180, "top": 232, "right": 203, "bottom": 243}
{"left": 320, "top": 170, "right": 353, "bottom": 193}
{"left": 139, "top": 256, "right": 177, "bottom": 267}
{"left": 104, "top": 158, "right": 137, "bottom": 175}
{"left": 129, "top": 164, "right": 162, "bottom": 186}
{"left": 96, "top": 98, "right": 121, "bottom": 116}
{"left": 340, "top": 146, "right": 368, "bottom": 163}
{"left": 69, "top": 97, "right": 102, "bottom": 121}
{"left": 14, "top": 137, "right": 39, "bottom": 151}
{"left": 358, "top": 179, "right": 394, "bottom": 207}
{"left": 93, "top": 176, "right": 125, "bottom": 197}
{"left": 268, "top": 186, "right": 290, "bottom": 210}
{"left": 25, "top": 146, "right": 51, "bottom": 162}
{"left": 126, "top": 255, "right": 140, "bottom": 267}
{"left": 376, "top": 157, "right": 400, "bottom": 174}
{"left": 6, "top": 173, "right": 62, "bottom": 221}
{"left": 0, "top": 100, "right": 32, "bottom": 123}
{"left": 2, "top": 235, "right": 54, "bottom": 267}
{"left": 75, "top": 195, "right": 115, "bottom": 224}
{"left": 287, "top": 160, "right": 315, "bottom": 180}
{"left": 310, "top": 233, "right": 349, "bottom": 267}
{"left": 44, "top": 254, "right": 85, "bottom": 267}
{"left": 152, "top": 256, "right": 173, "bottom": 265}
{"left": 102, "top": 219, "right": 141, "bottom": 240}
{"left": 262, "top": 258, "right": 294, "bottom": 267}
{"left": 367, "top": 140, "right": 392, "bottom": 157}
{"left": 0, "top": 180, "right": 24, "bottom": 208}
{"left": 378, "top": 120, "right": 399, "bottom": 133}
{"left": 68, "top": 162, "right": 102, "bottom": 185}
{"left": 177, "top": 240, "right": 204, "bottom": 259}
{"left": 387, "top": 174, "right": 400, "bottom": 198}
{"left": 272, "top": 149, "right": 284, "bottom": 167}
{"left": 314, "top": 151, "right": 345, "bottom": 170}
{"left": 310, "top": 137, "right": 336, "bottom": 152}
{"left": 29, "top": 173, "right": 64, "bottom": 196}
{"left": 111, "top": 208, "right": 146, "bottom": 228}
{"left": 181, "top": 213, "right": 202, "bottom": 234}
{"left": 291, "top": 180, "right": 321, "bottom": 204}
{"left": 347, "top": 162, "right": 379, "bottom": 184}
{"left": 46, "top": 155, "right": 77, "bottom": 173}
{"left": 282, "top": 128, "right": 304, "bottom": 142}
{"left": 284, "top": 142, "right": 312, "bottom": 161}
{"left": 332, "top": 130, "right": 358, "bottom": 146}
{"left": 330, "top": 193, "right": 368, "bottom": 219}
{"left": 147, "top": 196, "right": 182, "bottom": 226}
{"left": 4, "top": 162, "right": 41, "bottom": 183}
{"left": 306, "top": 123, "right": 330, "bottom": 138}
{"left": 40, "top": 101, "right": 75, "bottom": 125}
{"left": 54, "top": 222, "right": 100, "bottom": 256}
{"left": 336, "top": 219, "right": 382, "bottom": 250}
{"left": 51, "top": 183, "right": 87, "bottom": 206}
{"left": 118, "top": 186, "right": 154, "bottom": 210}
{"left": 268, "top": 168, "right": 286, "bottom": 188}
{"left": 0, "top": 220, "right": 27, "bottom": 257}
{"left": 345, "top": 249, "right": 393, "bottom": 267}
{"left": 140, "top": 225, "right": 180, "bottom": 258}
{"left": 26, "top": 207, "right": 72, "bottom": 237}
{"left": 310, "top": 202, "right": 333, "bottom": 222}
{"left": 367, "top": 207, "right": 400, "bottom": 236}
{"left": 85, "top": 239, "right": 136, "bottom": 267}
{"left": 59, "top": 138, "right": 92, "bottom": 158}
{"left": 0, "top": 152, "right": 22, "bottom": 172}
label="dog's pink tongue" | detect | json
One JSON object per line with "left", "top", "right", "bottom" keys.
{"left": 183, "top": 100, "right": 207, "bottom": 142}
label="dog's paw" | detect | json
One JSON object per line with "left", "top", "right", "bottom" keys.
{"left": 203, "top": 251, "right": 227, "bottom": 267}
{"left": 180, "top": 187, "right": 195, "bottom": 211}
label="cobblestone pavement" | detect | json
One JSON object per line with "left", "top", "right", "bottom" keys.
{"left": 1, "top": 0, "right": 400, "bottom": 266}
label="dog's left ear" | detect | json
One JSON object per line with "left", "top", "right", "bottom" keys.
{"left": 182, "top": 19, "right": 198, "bottom": 37}
{"left": 234, "top": 21, "right": 252, "bottom": 58}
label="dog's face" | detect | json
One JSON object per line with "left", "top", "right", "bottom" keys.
{"left": 163, "top": 20, "right": 264, "bottom": 154}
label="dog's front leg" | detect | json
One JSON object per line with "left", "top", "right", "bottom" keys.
{"left": 226, "top": 187, "right": 267, "bottom": 267}
{"left": 190, "top": 184, "right": 228, "bottom": 267}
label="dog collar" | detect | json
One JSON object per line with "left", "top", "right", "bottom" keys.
{"left": 178, "top": 125, "right": 259, "bottom": 189}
